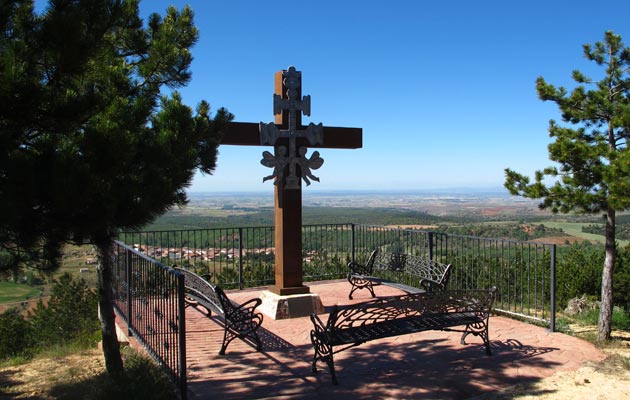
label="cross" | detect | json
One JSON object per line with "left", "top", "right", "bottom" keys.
{"left": 219, "top": 67, "right": 362, "bottom": 296}
{"left": 259, "top": 67, "right": 324, "bottom": 189}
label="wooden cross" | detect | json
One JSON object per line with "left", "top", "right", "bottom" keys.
{"left": 220, "top": 67, "right": 362, "bottom": 296}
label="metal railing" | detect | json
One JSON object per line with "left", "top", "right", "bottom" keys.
{"left": 352, "top": 224, "right": 433, "bottom": 257}
{"left": 112, "top": 241, "right": 187, "bottom": 399}
{"left": 118, "top": 224, "right": 557, "bottom": 331}
{"left": 347, "top": 226, "right": 556, "bottom": 329}
{"left": 434, "top": 234, "right": 556, "bottom": 330}
{"left": 118, "top": 224, "right": 354, "bottom": 288}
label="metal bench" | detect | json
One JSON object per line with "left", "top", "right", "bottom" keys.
{"left": 347, "top": 250, "right": 453, "bottom": 299}
{"left": 310, "top": 287, "right": 497, "bottom": 384}
{"left": 175, "top": 267, "right": 263, "bottom": 354}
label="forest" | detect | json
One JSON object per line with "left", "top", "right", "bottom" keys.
{"left": 144, "top": 205, "right": 571, "bottom": 242}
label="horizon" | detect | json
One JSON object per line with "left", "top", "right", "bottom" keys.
{"left": 186, "top": 185, "right": 513, "bottom": 196}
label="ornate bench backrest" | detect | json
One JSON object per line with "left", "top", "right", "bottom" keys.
{"left": 418, "top": 287, "right": 497, "bottom": 316}
{"left": 328, "top": 294, "right": 425, "bottom": 330}
{"left": 175, "top": 267, "right": 224, "bottom": 315}
{"left": 374, "top": 252, "right": 409, "bottom": 272}
{"left": 371, "top": 252, "right": 451, "bottom": 284}
{"left": 404, "top": 255, "right": 452, "bottom": 285}
{"left": 372, "top": 252, "right": 407, "bottom": 272}
{"left": 327, "top": 287, "right": 497, "bottom": 332}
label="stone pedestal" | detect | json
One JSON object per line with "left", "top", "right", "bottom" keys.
{"left": 258, "top": 290, "right": 325, "bottom": 320}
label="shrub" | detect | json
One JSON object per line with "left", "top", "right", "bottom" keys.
{"left": 556, "top": 242, "right": 603, "bottom": 307}
{"left": 613, "top": 245, "right": 630, "bottom": 313}
{"left": 90, "top": 348, "right": 178, "bottom": 400}
{"left": 555, "top": 242, "right": 630, "bottom": 312}
{"left": 0, "top": 308, "right": 33, "bottom": 359}
{"left": 29, "top": 273, "right": 100, "bottom": 348}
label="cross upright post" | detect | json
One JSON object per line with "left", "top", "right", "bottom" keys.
{"left": 263, "top": 67, "right": 320, "bottom": 295}
{"left": 219, "top": 67, "right": 362, "bottom": 317}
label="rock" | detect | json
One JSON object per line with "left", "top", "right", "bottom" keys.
{"left": 565, "top": 294, "right": 588, "bottom": 316}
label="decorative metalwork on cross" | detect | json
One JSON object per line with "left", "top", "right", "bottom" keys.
{"left": 259, "top": 66, "right": 324, "bottom": 189}
{"left": 219, "top": 67, "right": 362, "bottom": 297}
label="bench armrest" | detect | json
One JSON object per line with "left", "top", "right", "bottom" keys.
{"left": 348, "top": 261, "right": 372, "bottom": 276}
{"left": 223, "top": 297, "right": 263, "bottom": 331}
{"left": 227, "top": 297, "right": 262, "bottom": 318}
{"left": 419, "top": 277, "right": 446, "bottom": 292}
{"left": 418, "top": 263, "right": 453, "bottom": 291}
{"left": 348, "top": 249, "right": 379, "bottom": 276}
{"left": 310, "top": 312, "right": 328, "bottom": 334}
{"left": 311, "top": 306, "right": 340, "bottom": 339}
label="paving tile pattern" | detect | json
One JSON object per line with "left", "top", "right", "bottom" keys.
{"left": 184, "top": 280, "right": 605, "bottom": 400}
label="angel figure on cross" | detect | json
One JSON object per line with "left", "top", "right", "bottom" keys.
{"left": 296, "top": 146, "right": 324, "bottom": 186}
{"left": 261, "top": 146, "right": 288, "bottom": 185}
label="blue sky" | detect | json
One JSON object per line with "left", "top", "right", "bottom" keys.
{"left": 40, "top": 1, "right": 630, "bottom": 193}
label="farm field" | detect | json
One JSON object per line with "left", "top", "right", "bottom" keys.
{"left": 0, "top": 281, "right": 41, "bottom": 306}
{"left": 0, "top": 245, "right": 97, "bottom": 314}
{"left": 542, "top": 221, "right": 630, "bottom": 247}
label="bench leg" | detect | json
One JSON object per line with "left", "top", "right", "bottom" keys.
{"left": 219, "top": 327, "right": 233, "bottom": 355}
{"left": 310, "top": 332, "right": 338, "bottom": 385}
{"left": 329, "top": 359, "right": 338, "bottom": 385}
{"left": 217, "top": 309, "right": 264, "bottom": 354}
{"left": 461, "top": 321, "right": 492, "bottom": 356}
{"left": 219, "top": 328, "right": 262, "bottom": 355}
{"left": 366, "top": 282, "right": 376, "bottom": 298}
{"left": 348, "top": 278, "right": 376, "bottom": 300}
{"left": 348, "top": 284, "right": 359, "bottom": 300}
{"left": 250, "top": 329, "right": 262, "bottom": 352}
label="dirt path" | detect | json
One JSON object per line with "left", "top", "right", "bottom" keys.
{"left": 475, "top": 354, "right": 630, "bottom": 399}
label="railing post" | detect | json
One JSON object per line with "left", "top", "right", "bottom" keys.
{"left": 550, "top": 244, "right": 556, "bottom": 332}
{"left": 238, "top": 227, "right": 244, "bottom": 290}
{"left": 351, "top": 223, "right": 356, "bottom": 264}
{"left": 177, "top": 273, "right": 187, "bottom": 400}
{"left": 444, "top": 233, "right": 449, "bottom": 265}
{"left": 126, "top": 247, "right": 133, "bottom": 337}
{"left": 427, "top": 231, "right": 434, "bottom": 261}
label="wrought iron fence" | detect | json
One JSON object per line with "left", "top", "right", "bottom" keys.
{"left": 118, "top": 224, "right": 556, "bottom": 330}
{"left": 432, "top": 234, "right": 556, "bottom": 329}
{"left": 118, "top": 224, "right": 353, "bottom": 288}
{"left": 352, "top": 224, "right": 433, "bottom": 256}
{"left": 112, "top": 241, "right": 187, "bottom": 400}
{"left": 349, "top": 226, "right": 556, "bottom": 329}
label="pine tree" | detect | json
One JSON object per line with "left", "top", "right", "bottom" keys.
{"left": 0, "top": 0, "right": 232, "bottom": 372}
{"left": 505, "top": 31, "right": 630, "bottom": 341}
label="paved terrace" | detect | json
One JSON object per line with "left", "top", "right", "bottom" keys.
{"left": 185, "top": 280, "right": 605, "bottom": 400}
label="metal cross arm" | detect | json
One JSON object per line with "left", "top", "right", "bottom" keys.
{"left": 220, "top": 122, "right": 362, "bottom": 149}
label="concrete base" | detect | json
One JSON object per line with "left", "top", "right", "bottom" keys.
{"left": 258, "top": 290, "right": 325, "bottom": 320}
{"left": 114, "top": 321, "right": 130, "bottom": 346}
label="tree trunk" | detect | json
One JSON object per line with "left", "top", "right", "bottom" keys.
{"left": 597, "top": 208, "right": 616, "bottom": 341}
{"left": 95, "top": 237, "right": 124, "bottom": 374}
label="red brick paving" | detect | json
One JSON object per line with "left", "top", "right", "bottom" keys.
{"left": 184, "top": 280, "right": 605, "bottom": 399}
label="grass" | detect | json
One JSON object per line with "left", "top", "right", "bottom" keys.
{"left": 556, "top": 306, "right": 630, "bottom": 375}
{"left": 0, "top": 345, "right": 178, "bottom": 400}
{"left": 1, "top": 246, "right": 177, "bottom": 399}
{"left": 570, "top": 307, "right": 630, "bottom": 331}
{"left": 556, "top": 303, "right": 630, "bottom": 333}
{"left": 0, "top": 281, "right": 40, "bottom": 304}
{"left": 0, "top": 245, "right": 97, "bottom": 315}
